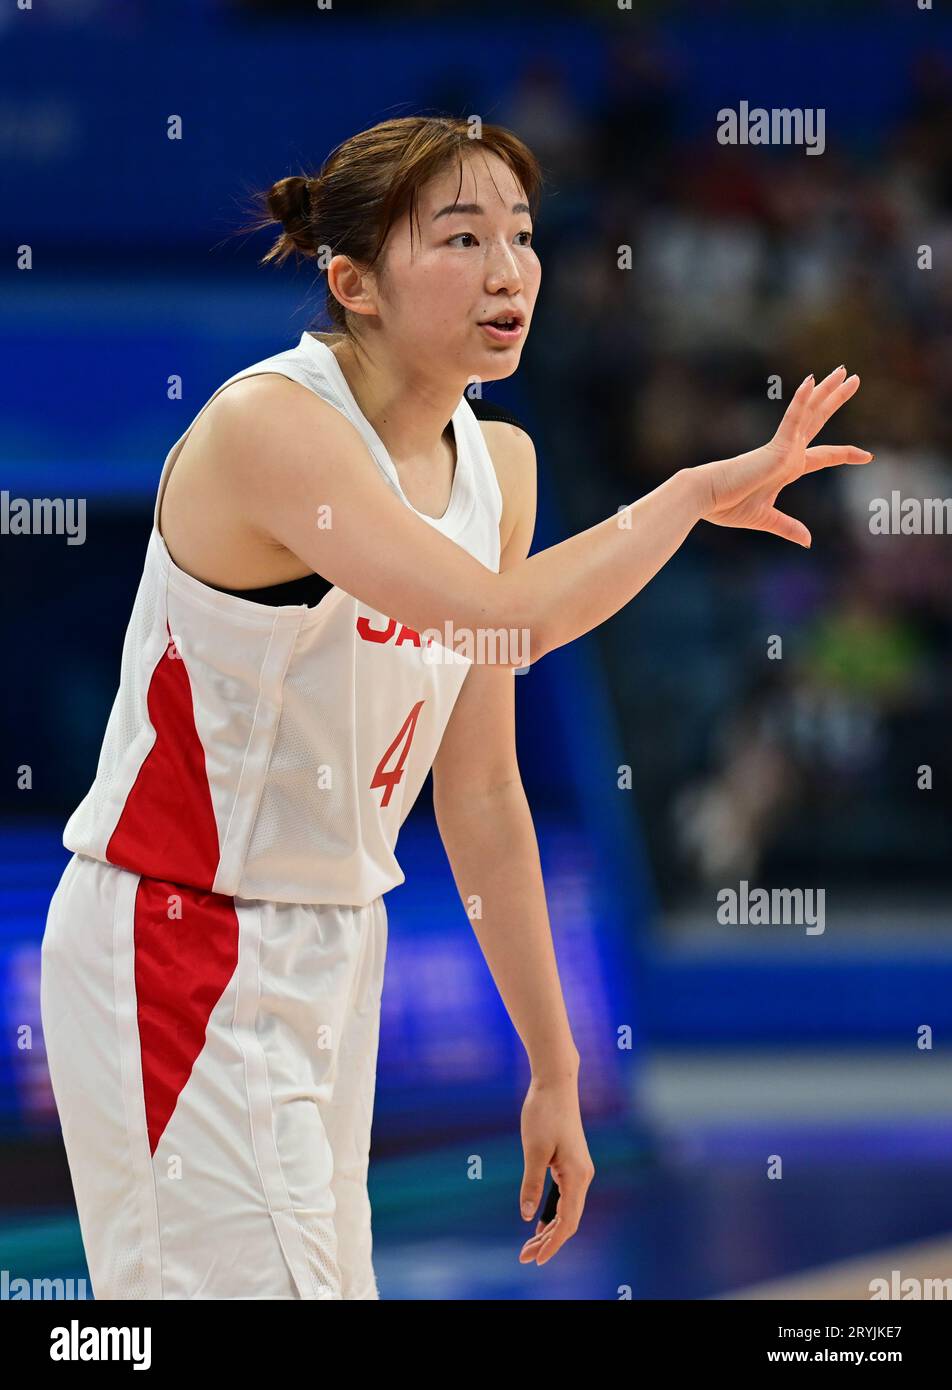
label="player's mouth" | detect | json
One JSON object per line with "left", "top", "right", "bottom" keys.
{"left": 477, "top": 311, "right": 525, "bottom": 343}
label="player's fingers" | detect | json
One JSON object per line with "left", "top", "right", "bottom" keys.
{"left": 803, "top": 444, "right": 874, "bottom": 474}
{"left": 759, "top": 507, "right": 812, "bottom": 548}
{"left": 799, "top": 364, "right": 848, "bottom": 433}
{"left": 772, "top": 373, "right": 815, "bottom": 451}
{"left": 533, "top": 1167, "right": 593, "bottom": 1265}
{"left": 519, "top": 1151, "right": 550, "bottom": 1222}
{"left": 804, "top": 373, "right": 860, "bottom": 442}
{"left": 534, "top": 1211, "right": 577, "bottom": 1266}
{"left": 518, "top": 1223, "right": 551, "bottom": 1262}
{"left": 518, "top": 1208, "right": 559, "bottom": 1263}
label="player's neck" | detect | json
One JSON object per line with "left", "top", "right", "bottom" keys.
{"left": 328, "top": 335, "right": 461, "bottom": 468}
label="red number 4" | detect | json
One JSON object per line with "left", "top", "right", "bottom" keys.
{"left": 370, "top": 700, "right": 424, "bottom": 807}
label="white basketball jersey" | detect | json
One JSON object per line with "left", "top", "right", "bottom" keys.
{"left": 62, "top": 331, "right": 503, "bottom": 906}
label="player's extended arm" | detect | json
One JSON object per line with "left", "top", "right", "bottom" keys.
{"left": 227, "top": 366, "right": 867, "bottom": 666}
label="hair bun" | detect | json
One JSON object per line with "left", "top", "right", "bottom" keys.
{"left": 265, "top": 174, "right": 315, "bottom": 259}
{"left": 267, "top": 174, "right": 311, "bottom": 231}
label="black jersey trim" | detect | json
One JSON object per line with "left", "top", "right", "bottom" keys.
{"left": 207, "top": 571, "right": 334, "bottom": 609}
{"left": 467, "top": 397, "right": 529, "bottom": 432}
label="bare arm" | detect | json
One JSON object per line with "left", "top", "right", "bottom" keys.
{"left": 432, "top": 417, "right": 577, "bottom": 1080}
{"left": 224, "top": 366, "right": 867, "bottom": 665}
{"left": 432, "top": 420, "right": 592, "bottom": 1264}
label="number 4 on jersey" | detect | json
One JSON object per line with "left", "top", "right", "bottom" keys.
{"left": 370, "top": 700, "right": 425, "bottom": 807}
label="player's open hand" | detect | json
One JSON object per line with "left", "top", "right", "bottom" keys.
{"left": 518, "top": 1074, "right": 594, "bottom": 1268}
{"left": 695, "top": 366, "right": 873, "bottom": 547}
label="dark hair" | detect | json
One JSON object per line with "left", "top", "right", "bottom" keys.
{"left": 243, "top": 115, "right": 543, "bottom": 337}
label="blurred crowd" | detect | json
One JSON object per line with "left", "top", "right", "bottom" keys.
{"left": 504, "top": 40, "right": 952, "bottom": 902}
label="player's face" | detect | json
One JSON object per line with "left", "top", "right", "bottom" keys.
{"left": 377, "top": 150, "right": 540, "bottom": 384}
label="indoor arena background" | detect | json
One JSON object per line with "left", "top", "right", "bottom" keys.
{"left": 2, "top": 0, "right": 951, "bottom": 1300}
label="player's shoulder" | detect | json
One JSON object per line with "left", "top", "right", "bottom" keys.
{"left": 467, "top": 396, "right": 537, "bottom": 490}
{"left": 204, "top": 371, "right": 360, "bottom": 462}
{"left": 182, "top": 372, "right": 374, "bottom": 525}
{"left": 468, "top": 396, "right": 536, "bottom": 452}
{"left": 212, "top": 369, "right": 336, "bottom": 422}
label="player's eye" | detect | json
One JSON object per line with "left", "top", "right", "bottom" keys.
{"left": 447, "top": 230, "right": 533, "bottom": 248}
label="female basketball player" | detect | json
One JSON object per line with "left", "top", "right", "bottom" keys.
{"left": 40, "top": 116, "right": 869, "bottom": 1300}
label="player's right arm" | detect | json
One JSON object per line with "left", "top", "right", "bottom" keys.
{"left": 224, "top": 366, "right": 867, "bottom": 667}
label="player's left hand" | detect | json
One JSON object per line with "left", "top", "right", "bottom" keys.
{"left": 695, "top": 365, "right": 872, "bottom": 547}
{"left": 518, "top": 1072, "right": 594, "bottom": 1266}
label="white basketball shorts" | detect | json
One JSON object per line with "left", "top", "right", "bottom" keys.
{"left": 39, "top": 852, "right": 388, "bottom": 1300}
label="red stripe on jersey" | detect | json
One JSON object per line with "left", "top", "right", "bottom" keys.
{"left": 133, "top": 876, "right": 239, "bottom": 1155}
{"left": 106, "top": 620, "right": 221, "bottom": 890}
